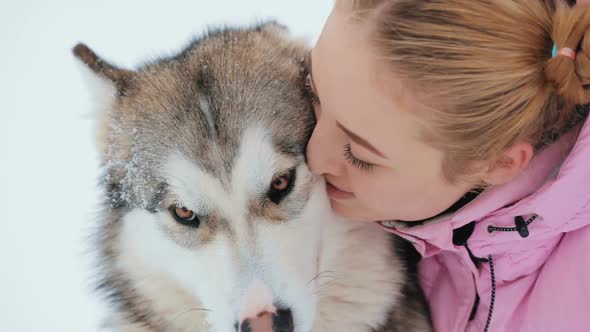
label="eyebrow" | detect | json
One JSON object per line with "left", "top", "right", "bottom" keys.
{"left": 337, "top": 122, "right": 388, "bottom": 159}
{"left": 307, "top": 50, "right": 387, "bottom": 159}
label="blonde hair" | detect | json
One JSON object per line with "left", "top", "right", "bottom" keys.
{"left": 352, "top": 0, "right": 590, "bottom": 181}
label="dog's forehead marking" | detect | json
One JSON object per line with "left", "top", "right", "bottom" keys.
{"left": 232, "top": 126, "right": 275, "bottom": 195}
{"left": 199, "top": 96, "right": 217, "bottom": 139}
{"left": 161, "top": 126, "right": 278, "bottom": 222}
{"left": 162, "top": 154, "right": 219, "bottom": 211}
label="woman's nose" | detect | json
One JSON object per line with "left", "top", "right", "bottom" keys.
{"left": 306, "top": 116, "right": 346, "bottom": 177}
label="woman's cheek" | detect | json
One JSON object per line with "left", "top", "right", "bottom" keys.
{"left": 357, "top": 169, "right": 403, "bottom": 208}
{"left": 351, "top": 172, "right": 390, "bottom": 206}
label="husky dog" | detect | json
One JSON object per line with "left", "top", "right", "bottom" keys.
{"left": 74, "top": 22, "right": 432, "bottom": 332}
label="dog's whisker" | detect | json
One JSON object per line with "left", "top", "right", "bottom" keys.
{"left": 171, "top": 307, "right": 212, "bottom": 324}
{"left": 313, "top": 279, "right": 339, "bottom": 296}
{"left": 306, "top": 270, "right": 338, "bottom": 286}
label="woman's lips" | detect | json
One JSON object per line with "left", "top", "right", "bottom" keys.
{"left": 326, "top": 181, "right": 356, "bottom": 200}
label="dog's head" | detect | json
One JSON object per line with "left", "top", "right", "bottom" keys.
{"left": 76, "top": 23, "right": 328, "bottom": 331}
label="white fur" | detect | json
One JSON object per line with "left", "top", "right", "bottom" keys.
{"left": 232, "top": 126, "right": 279, "bottom": 197}
{"left": 162, "top": 153, "right": 224, "bottom": 217}
{"left": 74, "top": 59, "right": 118, "bottom": 154}
{"left": 114, "top": 126, "right": 401, "bottom": 331}
{"left": 118, "top": 209, "right": 238, "bottom": 332}
{"left": 117, "top": 127, "right": 319, "bottom": 331}
{"left": 74, "top": 59, "right": 117, "bottom": 114}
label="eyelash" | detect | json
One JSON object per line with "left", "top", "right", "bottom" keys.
{"left": 344, "top": 144, "right": 375, "bottom": 172}
{"left": 304, "top": 74, "right": 320, "bottom": 105}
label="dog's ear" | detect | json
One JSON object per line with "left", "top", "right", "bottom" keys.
{"left": 72, "top": 43, "right": 134, "bottom": 96}
{"left": 73, "top": 43, "right": 135, "bottom": 159}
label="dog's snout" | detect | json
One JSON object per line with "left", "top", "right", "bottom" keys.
{"left": 237, "top": 309, "right": 293, "bottom": 332}
{"left": 272, "top": 309, "right": 294, "bottom": 332}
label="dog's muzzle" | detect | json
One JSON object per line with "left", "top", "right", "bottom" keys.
{"left": 236, "top": 280, "right": 295, "bottom": 332}
{"left": 237, "top": 309, "right": 294, "bottom": 332}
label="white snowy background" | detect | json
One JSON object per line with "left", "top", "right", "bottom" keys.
{"left": 1, "top": 1, "right": 331, "bottom": 331}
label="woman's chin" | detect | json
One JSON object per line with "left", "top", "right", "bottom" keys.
{"left": 329, "top": 199, "right": 378, "bottom": 222}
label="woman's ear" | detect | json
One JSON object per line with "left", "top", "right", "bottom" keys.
{"left": 481, "top": 140, "right": 534, "bottom": 185}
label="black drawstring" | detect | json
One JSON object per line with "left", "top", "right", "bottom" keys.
{"left": 484, "top": 215, "right": 537, "bottom": 330}
{"left": 457, "top": 218, "right": 524, "bottom": 330}
{"left": 463, "top": 251, "right": 496, "bottom": 331}
{"left": 487, "top": 215, "right": 537, "bottom": 238}
{"left": 483, "top": 255, "right": 496, "bottom": 332}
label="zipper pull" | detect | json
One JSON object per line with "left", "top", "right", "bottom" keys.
{"left": 514, "top": 216, "right": 529, "bottom": 238}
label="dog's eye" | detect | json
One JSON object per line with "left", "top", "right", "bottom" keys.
{"left": 272, "top": 177, "right": 290, "bottom": 191}
{"left": 170, "top": 206, "right": 200, "bottom": 227}
{"left": 268, "top": 169, "right": 296, "bottom": 204}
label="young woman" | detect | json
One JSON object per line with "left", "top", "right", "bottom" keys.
{"left": 305, "top": 0, "right": 590, "bottom": 331}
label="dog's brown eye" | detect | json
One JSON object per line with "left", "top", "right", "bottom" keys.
{"left": 170, "top": 206, "right": 199, "bottom": 227}
{"left": 268, "top": 169, "right": 296, "bottom": 204}
{"left": 175, "top": 207, "right": 194, "bottom": 219}
{"left": 272, "top": 176, "right": 290, "bottom": 191}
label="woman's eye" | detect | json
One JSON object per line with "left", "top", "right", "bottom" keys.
{"left": 304, "top": 74, "right": 320, "bottom": 105}
{"left": 268, "top": 169, "right": 297, "bottom": 204}
{"left": 170, "top": 206, "right": 200, "bottom": 227}
{"left": 344, "top": 144, "right": 375, "bottom": 172}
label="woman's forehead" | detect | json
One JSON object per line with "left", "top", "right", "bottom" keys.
{"left": 312, "top": 6, "right": 434, "bottom": 154}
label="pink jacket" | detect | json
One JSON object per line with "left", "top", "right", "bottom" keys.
{"left": 382, "top": 110, "right": 590, "bottom": 331}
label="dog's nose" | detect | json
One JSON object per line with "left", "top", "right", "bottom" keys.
{"left": 237, "top": 309, "right": 293, "bottom": 332}
{"left": 272, "top": 309, "right": 294, "bottom": 332}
